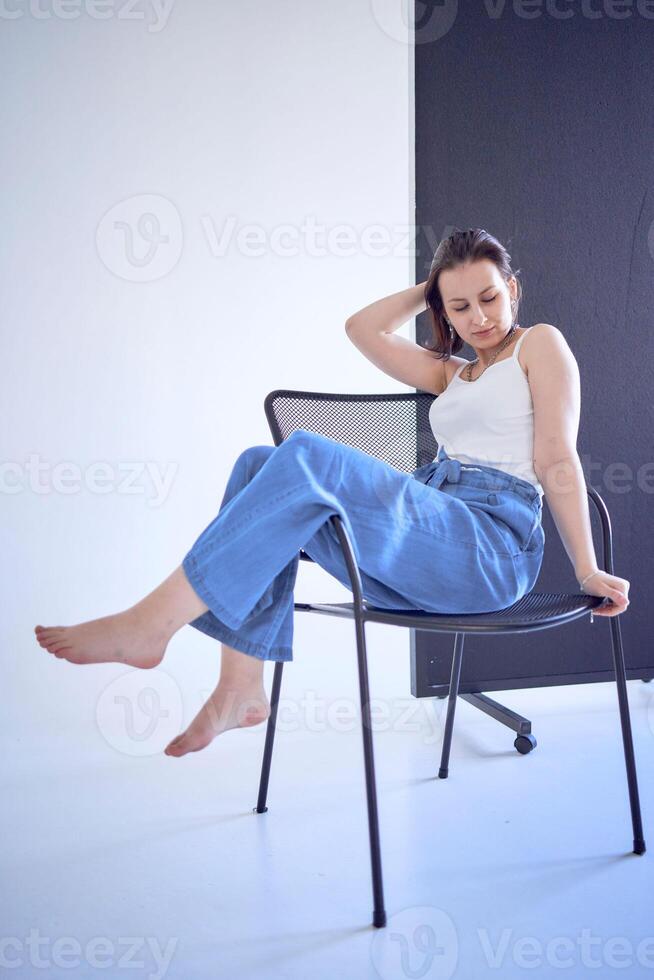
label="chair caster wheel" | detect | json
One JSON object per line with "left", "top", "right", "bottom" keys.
{"left": 514, "top": 734, "right": 537, "bottom": 755}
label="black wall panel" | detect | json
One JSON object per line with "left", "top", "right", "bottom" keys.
{"left": 412, "top": 3, "right": 654, "bottom": 696}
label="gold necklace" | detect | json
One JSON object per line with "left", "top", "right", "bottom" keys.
{"left": 465, "top": 323, "right": 519, "bottom": 382}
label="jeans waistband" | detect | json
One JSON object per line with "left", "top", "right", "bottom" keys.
{"left": 429, "top": 447, "right": 541, "bottom": 507}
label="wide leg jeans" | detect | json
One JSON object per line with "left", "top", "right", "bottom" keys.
{"left": 182, "top": 430, "right": 545, "bottom": 662}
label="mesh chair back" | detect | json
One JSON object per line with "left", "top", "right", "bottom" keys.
{"left": 264, "top": 390, "right": 439, "bottom": 472}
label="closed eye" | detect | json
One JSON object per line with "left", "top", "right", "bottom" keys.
{"left": 452, "top": 296, "right": 497, "bottom": 312}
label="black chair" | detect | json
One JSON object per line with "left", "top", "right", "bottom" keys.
{"left": 253, "top": 389, "right": 646, "bottom": 929}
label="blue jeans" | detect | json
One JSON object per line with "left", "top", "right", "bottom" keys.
{"left": 182, "top": 431, "right": 545, "bottom": 663}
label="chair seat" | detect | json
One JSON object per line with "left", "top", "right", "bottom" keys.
{"left": 294, "top": 591, "right": 606, "bottom": 634}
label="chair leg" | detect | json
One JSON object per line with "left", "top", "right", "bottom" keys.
{"left": 254, "top": 661, "right": 285, "bottom": 815}
{"left": 438, "top": 633, "right": 465, "bottom": 779}
{"left": 354, "top": 614, "right": 387, "bottom": 928}
{"left": 609, "top": 617, "right": 647, "bottom": 854}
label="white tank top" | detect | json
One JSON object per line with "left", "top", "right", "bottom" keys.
{"left": 428, "top": 329, "right": 544, "bottom": 498}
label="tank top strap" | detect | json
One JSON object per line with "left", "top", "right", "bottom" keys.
{"left": 512, "top": 330, "right": 529, "bottom": 359}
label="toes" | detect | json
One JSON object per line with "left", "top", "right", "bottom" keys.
{"left": 50, "top": 640, "right": 72, "bottom": 654}
{"left": 38, "top": 637, "right": 72, "bottom": 657}
{"left": 165, "top": 734, "right": 188, "bottom": 755}
{"left": 39, "top": 629, "right": 64, "bottom": 642}
{"left": 166, "top": 734, "right": 183, "bottom": 746}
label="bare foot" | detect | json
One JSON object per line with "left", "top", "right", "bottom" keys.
{"left": 164, "top": 681, "right": 271, "bottom": 757}
{"left": 33, "top": 608, "right": 169, "bottom": 668}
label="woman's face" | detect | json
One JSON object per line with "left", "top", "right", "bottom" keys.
{"left": 438, "top": 259, "right": 517, "bottom": 348}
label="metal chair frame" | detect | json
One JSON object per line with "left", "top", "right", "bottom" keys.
{"left": 252, "top": 389, "right": 646, "bottom": 929}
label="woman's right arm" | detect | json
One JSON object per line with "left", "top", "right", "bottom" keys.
{"left": 345, "top": 280, "right": 447, "bottom": 395}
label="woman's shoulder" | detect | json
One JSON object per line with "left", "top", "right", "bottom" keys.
{"left": 520, "top": 322, "right": 566, "bottom": 361}
{"left": 521, "top": 322, "right": 564, "bottom": 344}
{"left": 522, "top": 322, "right": 561, "bottom": 339}
{"left": 517, "top": 323, "right": 560, "bottom": 346}
{"left": 521, "top": 323, "right": 577, "bottom": 383}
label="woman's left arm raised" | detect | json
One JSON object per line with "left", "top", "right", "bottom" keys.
{"left": 528, "top": 323, "right": 630, "bottom": 617}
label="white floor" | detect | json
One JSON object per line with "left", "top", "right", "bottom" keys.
{"left": 4, "top": 677, "right": 654, "bottom": 980}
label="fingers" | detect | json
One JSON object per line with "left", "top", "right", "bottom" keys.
{"left": 595, "top": 596, "right": 630, "bottom": 616}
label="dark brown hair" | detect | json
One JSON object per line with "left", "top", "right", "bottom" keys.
{"left": 424, "top": 228, "right": 522, "bottom": 359}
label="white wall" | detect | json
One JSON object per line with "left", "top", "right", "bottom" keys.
{"left": 2, "top": 0, "right": 420, "bottom": 750}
